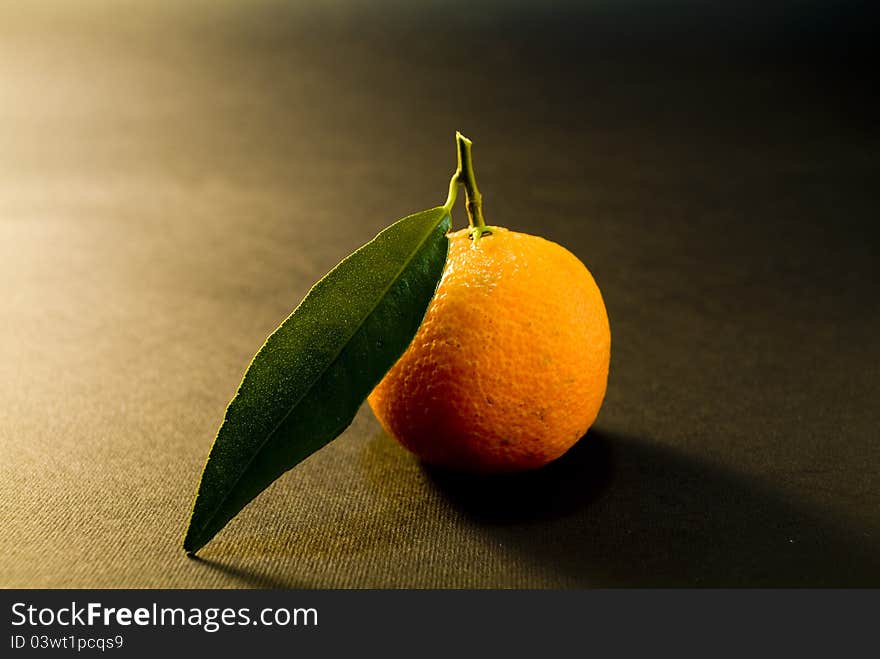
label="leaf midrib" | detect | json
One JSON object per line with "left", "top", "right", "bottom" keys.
{"left": 188, "top": 210, "right": 447, "bottom": 544}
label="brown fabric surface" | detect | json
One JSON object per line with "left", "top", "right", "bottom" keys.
{"left": 2, "top": 2, "right": 879, "bottom": 588}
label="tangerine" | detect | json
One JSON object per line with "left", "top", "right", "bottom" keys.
{"left": 368, "top": 224, "right": 610, "bottom": 473}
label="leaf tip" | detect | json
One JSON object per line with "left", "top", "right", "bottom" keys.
{"left": 182, "top": 523, "right": 205, "bottom": 556}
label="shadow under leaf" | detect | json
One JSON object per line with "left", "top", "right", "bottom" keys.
{"left": 188, "top": 555, "right": 303, "bottom": 589}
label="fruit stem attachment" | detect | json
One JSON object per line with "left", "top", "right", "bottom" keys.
{"left": 455, "top": 132, "right": 490, "bottom": 243}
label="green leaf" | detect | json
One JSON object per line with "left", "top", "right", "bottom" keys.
{"left": 183, "top": 207, "right": 451, "bottom": 554}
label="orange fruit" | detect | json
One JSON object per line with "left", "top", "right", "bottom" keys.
{"left": 368, "top": 225, "right": 611, "bottom": 473}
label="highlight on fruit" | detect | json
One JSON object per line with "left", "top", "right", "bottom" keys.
{"left": 182, "top": 133, "right": 610, "bottom": 555}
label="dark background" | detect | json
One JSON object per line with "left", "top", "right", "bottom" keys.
{"left": 2, "top": 0, "right": 878, "bottom": 587}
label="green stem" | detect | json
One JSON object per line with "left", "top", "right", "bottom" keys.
{"left": 443, "top": 162, "right": 459, "bottom": 212}
{"left": 455, "top": 132, "right": 487, "bottom": 232}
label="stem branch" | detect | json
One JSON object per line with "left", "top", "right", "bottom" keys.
{"left": 455, "top": 132, "right": 487, "bottom": 231}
